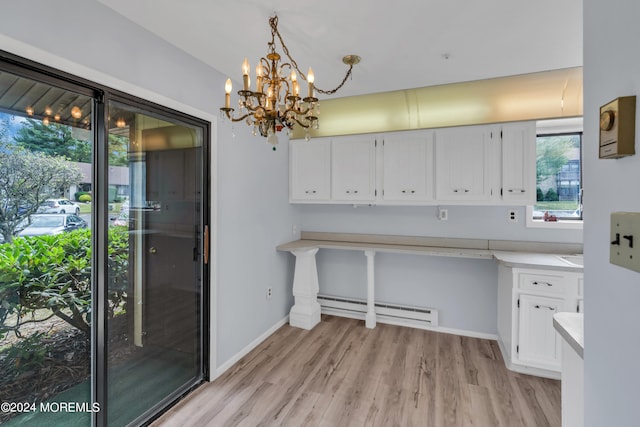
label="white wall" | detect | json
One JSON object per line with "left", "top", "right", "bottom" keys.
{"left": 0, "top": 0, "right": 298, "bottom": 371}
{"left": 583, "top": 1, "right": 640, "bottom": 425}
{"left": 300, "top": 204, "right": 581, "bottom": 334}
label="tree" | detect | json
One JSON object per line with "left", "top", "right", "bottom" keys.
{"left": 545, "top": 188, "right": 559, "bottom": 202}
{"left": 0, "top": 136, "right": 82, "bottom": 243}
{"left": 13, "top": 118, "right": 92, "bottom": 163}
{"left": 536, "top": 136, "right": 574, "bottom": 186}
{"left": 108, "top": 133, "right": 129, "bottom": 166}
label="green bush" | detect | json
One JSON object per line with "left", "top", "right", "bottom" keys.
{"left": 0, "top": 227, "right": 129, "bottom": 340}
{"left": 79, "top": 194, "right": 92, "bottom": 203}
{"left": 545, "top": 188, "right": 559, "bottom": 201}
{"left": 2, "top": 332, "right": 47, "bottom": 373}
{"left": 536, "top": 187, "right": 544, "bottom": 202}
{"left": 74, "top": 191, "right": 90, "bottom": 202}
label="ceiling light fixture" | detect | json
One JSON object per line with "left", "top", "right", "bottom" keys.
{"left": 71, "top": 106, "right": 82, "bottom": 119}
{"left": 220, "top": 15, "right": 360, "bottom": 148}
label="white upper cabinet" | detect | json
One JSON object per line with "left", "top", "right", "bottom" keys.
{"left": 289, "top": 138, "right": 331, "bottom": 202}
{"left": 500, "top": 121, "right": 536, "bottom": 204}
{"left": 331, "top": 135, "right": 376, "bottom": 202}
{"left": 288, "top": 120, "right": 537, "bottom": 206}
{"left": 435, "top": 125, "right": 497, "bottom": 202}
{"left": 381, "top": 131, "right": 434, "bottom": 203}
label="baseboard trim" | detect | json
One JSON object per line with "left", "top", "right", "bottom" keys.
{"left": 211, "top": 315, "right": 289, "bottom": 380}
{"left": 321, "top": 308, "right": 498, "bottom": 341}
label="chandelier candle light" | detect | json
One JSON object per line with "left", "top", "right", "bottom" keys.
{"left": 220, "top": 15, "right": 360, "bottom": 149}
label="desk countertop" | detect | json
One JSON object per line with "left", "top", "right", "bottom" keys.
{"left": 277, "top": 235, "right": 583, "bottom": 272}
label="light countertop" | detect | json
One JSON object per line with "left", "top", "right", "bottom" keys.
{"left": 492, "top": 251, "right": 583, "bottom": 272}
{"left": 553, "top": 312, "right": 584, "bottom": 358}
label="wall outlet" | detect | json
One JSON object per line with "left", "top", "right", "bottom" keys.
{"left": 266, "top": 287, "right": 273, "bottom": 299}
{"left": 508, "top": 209, "right": 518, "bottom": 223}
{"left": 438, "top": 207, "right": 448, "bottom": 221}
{"left": 292, "top": 224, "right": 298, "bottom": 235}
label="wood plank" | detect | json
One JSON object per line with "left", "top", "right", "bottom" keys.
{"left": 152, "top": 316, "right": 560, "bottom": 427}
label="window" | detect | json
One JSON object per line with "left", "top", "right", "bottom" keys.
{"left": 532, "top": 132, "right": 582, "bottom": 223}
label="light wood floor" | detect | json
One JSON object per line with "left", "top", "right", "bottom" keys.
{"left": 152, "top": 315, "right": 560, "bottom": 427}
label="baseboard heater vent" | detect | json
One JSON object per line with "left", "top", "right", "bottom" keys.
{"left": 317, "top": 294, "right": 439, "bottom": 327}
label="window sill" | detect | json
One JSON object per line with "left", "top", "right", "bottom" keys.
{"left": 525, "top": 206, "right": 583, "bottom": 230}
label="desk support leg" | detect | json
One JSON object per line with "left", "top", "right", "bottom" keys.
{"left": 365, "top": 250, "right": 376, "bottom": 329}
{"left": 289, "top": 248, "right": 321, "bottom": 330}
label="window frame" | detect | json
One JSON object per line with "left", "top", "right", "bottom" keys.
{"left": 527, "top": 119, "right": 583, "bottom": 230}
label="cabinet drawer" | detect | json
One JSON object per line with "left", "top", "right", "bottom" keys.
{"left": 518, "top": 272, "right": 567, "bottom": 294}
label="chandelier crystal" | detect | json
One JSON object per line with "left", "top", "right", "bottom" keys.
{"left": 220, "top": 15, "right": 359, "bottom": 148}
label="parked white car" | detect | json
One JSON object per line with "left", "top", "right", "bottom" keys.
{"left": 37, "top": 198, "right": 81, "bottom": 215}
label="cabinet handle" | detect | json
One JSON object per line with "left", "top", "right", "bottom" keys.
{"left": 401, "top": 190, "right": 416, "bottom": 194}
{"left": 534, "top": 304, "right": 556, "bottom": 311}
{"left": 346, "top": 190, "right": 359, "bottom": 194}
{"left": 305, "top": 190, "right": 317, "bottom": 194}
{"left": 453, "top": 189, "right": 469, "bottom": 193}
{"left": 507, "top": 189, "right": 526, "bottom": 193}
{"left": 532, "top": 281, "right": 553, "bottom": 287}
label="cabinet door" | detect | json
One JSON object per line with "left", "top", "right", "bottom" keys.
{"left": 435, "top": 125, "right": 495, "bottom": 201}
{"left": 501, "top": 122, "right": 536, "bottom": 204}
{"left": 290, "top": 139, "right": 331, "bottom": 202}
{"left": 382, "top": 131, "right": 434, "bottom": 202}
{"left": 518, "top": 294, "right": 563, "bottom": 370}
{"left": 331, "top": 135, "right": 376, "bottom": 202}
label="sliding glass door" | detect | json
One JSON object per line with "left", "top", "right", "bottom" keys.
{"left": 0, "top": 68, "right": 95, "bottom": 427}
{"left": 105, "top": 100, "right": 205, "bottom": 426}
{"left": 0, "top": 52, "right": 208, "bottom": 427}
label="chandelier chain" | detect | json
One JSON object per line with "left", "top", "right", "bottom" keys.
{"left": 269, "top": 16, "right": 354, "bottom": 95}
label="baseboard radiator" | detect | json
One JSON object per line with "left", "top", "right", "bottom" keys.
{"left": 317, "top": 294, "right": 438, "bottom": 328}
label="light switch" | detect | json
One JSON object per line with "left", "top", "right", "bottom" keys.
{"left": 610, "top": 212, "right": 640, "bottom": 272}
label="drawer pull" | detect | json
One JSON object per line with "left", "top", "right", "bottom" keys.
{"left": 534, "top": 304, "right": 556, "bottom": 311}
{"left": 305, "top": 190, "right": 317, "bottom": 194}
{"left": 532, "top": 281, "right": 553, "bottom": 287}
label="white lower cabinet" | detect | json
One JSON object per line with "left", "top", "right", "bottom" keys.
{"left": 517, "top": 294, "right": 564, "bottom": 370}
{"left": 497, "top": 265, "right": 582, "bottom": 379}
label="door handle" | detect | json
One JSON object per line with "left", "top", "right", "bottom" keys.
{"left": 204, "top": 225, "right": 209, "bottom": 265}
{"left": 149, "top": 247, "right": 157, "bottom": 254}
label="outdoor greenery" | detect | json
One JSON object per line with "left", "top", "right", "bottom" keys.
{"left": 0, "top": 138, "right": 83, "bottom": 243}
{"left": 535, "top": 201, "right": 580, "bottom": 210}
{"left": 10, "top": 116, "right": 128, "bottom": 165}
{"left": 0, "top": 227, "right": 129, "bottom": 341}
{"left": 536, "top": 135, "right": 577, "bottom": 186}
{"left": 13, "top": 119, "right": 93, "bottom": 163}
{"left": 544, "top": 188, "right": 559, "bottom": 202}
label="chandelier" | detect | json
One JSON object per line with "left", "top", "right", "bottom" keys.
{"left": 220, "top": 15, "right": 360, "bottom": 148}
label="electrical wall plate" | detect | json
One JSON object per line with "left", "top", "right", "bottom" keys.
{"left": 610, "top": 212, "right": 640, "bottom": 272}
{"left": 599, "top": 96, "right": 636, "bottom": 159}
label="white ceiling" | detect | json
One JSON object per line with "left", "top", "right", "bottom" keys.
{"left": 98, "top": 0, "right": 582, "bottom": 100}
